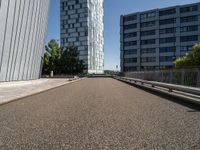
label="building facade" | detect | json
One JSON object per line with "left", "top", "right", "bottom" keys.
{"left": 60, "top": 0, "right": 104, "bottom": 74}
{"left": 120, "top": 2, "right": 200, "bottom": 72}
{"left": 0, "top": 0, "right": 50, "bottom": 82}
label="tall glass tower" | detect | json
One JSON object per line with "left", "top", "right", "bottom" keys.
{"left": 60, "top": 0, "right": 104, "bottom": 74}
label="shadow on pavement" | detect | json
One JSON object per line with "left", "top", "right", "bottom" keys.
{"left": 120, "top": 80, "right": 200, "bottom": 112}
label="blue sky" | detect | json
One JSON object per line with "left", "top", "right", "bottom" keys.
{"left": 47, "top": 0, "right": 199, "bottom": 70}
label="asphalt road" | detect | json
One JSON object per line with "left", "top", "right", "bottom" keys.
{"left": 0, "top": 78, "right": 200, "bottom": 150}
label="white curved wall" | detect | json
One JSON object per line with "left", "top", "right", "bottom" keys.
{"left": 0, "top": 0, "right": 50, "bottom": 82}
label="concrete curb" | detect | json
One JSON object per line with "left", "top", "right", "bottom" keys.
{"left": 0, "top": 78, "right": 85, "bottom": 106}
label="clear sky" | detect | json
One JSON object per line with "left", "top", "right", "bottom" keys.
{"left": 47, "top": 0, "right": 199, "bottom": 70}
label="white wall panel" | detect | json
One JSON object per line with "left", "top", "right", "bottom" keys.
{"left": 0, "top": 0, "right": 50, "bottom": 82}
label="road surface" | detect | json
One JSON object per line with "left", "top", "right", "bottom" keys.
{"left": 0, "top": 78, "right": 200, "bottom": 149}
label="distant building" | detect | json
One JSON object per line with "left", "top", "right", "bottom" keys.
{"left": 0, "top": 0, "right": 50, "bottom": 82}
{"left": 60, "top": 0, "right": 104, "bottom": 74}
{"left": 120, "top": 2, "right": 200, "bottom": 72}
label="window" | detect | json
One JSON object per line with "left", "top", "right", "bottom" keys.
{"left": 159, "top": 8, "right": 176, "bottom": 16}
{"left": 124, "top": 49, "right": 137, "bottom": 55}
{"left": 124, "top": 15, "right": 137, "bottom": 22}
{"left": 159, "top": 47, "right": 176, "bottom": 53}
{"left": 124, "top": 32, "right": 137, "bottom": 38}
{"left": 141, "top": 39, "right": 156, "bottom": 45}
{"left": 141, "top": 11, "right": 156, "bottom": 19}
{"left": 160, "top": 37, "right": 176, "bottom": 44}
{"left": 180, "top": 35, "right": 198, "bottom": 42}
{"left": 141, "top": 48, "right": 156, "bottom": 54}
{"left": 124, "top": 67, "right": 137, "bottom": 71}
{"left": 124, "top": 23, "right": 137, "bottom": 30}
{"left": 141, "top": 57, "right": 156, "bottom": 63}
{"left": 141, "top": 21, "right": 156, "bottom": 28}
{"left": 180, "top": 25, "right": 198, "bottom": 32}
{"left": 180, "top": 5, "right": 198, "bottom": 13}
{"left": 180, "top": 15, "right": 198, "bottom": 23}
{"left": 159, "top": 18, "right": 176, "bottom": 25}
{"left": 124, "top": 58, "right": 137, "bottom": 63}
{"left": 160, "top": 56, "right": 174, "bottom": 62}
{"left": 159, "top": 28, "right": 176, "bottom": 34}
{"left": 124, "top": 41, "right": 137, "bottom": 46}
{"left": 68, "top": 23, "right": 74, "bottom": 28}
{"left": 141, "top": 30, "right": 156, "bottom": 36}
{"left": 180, "top": 46, "right": 193, "bottom": 51}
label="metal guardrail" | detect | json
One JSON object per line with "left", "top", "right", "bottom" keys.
{"left": 114, "top": 76, "right": 200, "bottom": 98}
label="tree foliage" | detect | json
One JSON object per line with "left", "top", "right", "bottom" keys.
{"left": 174, "top": 43, "right": 200, "bottom": 69}
{"left": 42, "top": 39, "right": 85, "bottom": 75}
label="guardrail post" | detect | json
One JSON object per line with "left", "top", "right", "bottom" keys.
{"left": 197, "top": 69, "right": 200, "bottom": 87}
{"left": 170, "top": 70, "right": 173, "bottom": 83}
{"left": 181, "top": 70, "right": 185, "bottom": 86}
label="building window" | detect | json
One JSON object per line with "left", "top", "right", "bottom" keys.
{"left": 140, "top": 11, "right": 156, "bottom": 19}
{"left": 124, "top": 32, "right": 137, "bottom": 38}
{"left": 141, "top": 48, "right": 156, "bottom": 54}
{"left": 159, "top": 47, "right": 176, "bottom": 53}
{"left": 160, "top": 37, "right": 176, "bottom": 44}
{"left": 141, "top": 57, "right": 156, "bottom": 63}
{"left": 159, "top": 28, "right": 176, "bottom": 34}
{"left": 124, "top": 41, "right": 137, "bottom": 46}
{"left": 180, "top": 15, "right": 198, "bottom": 23}
{"left": 124, "top": 58, "right": 137, "bottom": 63}
{"left": 141, "top": 30, "right": 156, "bottom": 36}
{"left": 180, "top": 5, "right": 198, "bottom": 13}
{"left": 180, "top": 46, "right": 193, "bottom": 51}
{"left": 159, "top": 18, "right": 176, "bottom": 25}
{"left": 159, "top": 8, "right": 176, "bottom": 16}
{"left": 141, "top": 39, "right": 156, "bottom": 45}
{"left": 124, "top": 15, "right": 137, "bottom": 22}
{"left": 124, "top": 67, "right": 137, "bottom": 72}
{"left": 180, "top": 35, "right": 198, "bottom": 42}
{"left": 124, "top": 49, "right": 137, "bottom": 55}
{"left": 160, "top": 56, "right": 174, "bottom": 62}
{"left": 140, "top": 21, "right": 156, "bottom": 28}
{"left": 124, "top": 23, "right": 137, "bottom": 30}
{"left": 180, "top": 25, "right": 198, "bottom": 32}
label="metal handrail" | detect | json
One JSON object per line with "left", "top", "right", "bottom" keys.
{"left": 115, "top": 76, "right": 200, "bottom": 96}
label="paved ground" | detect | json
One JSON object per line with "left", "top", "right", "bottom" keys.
{"left": 0, "top": 78, "right": 200, "bottom": 150}
{"left": 0, "top": 78, "right": 73, "bottom": 105}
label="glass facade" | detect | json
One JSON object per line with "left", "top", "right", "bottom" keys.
{"left": 60, "top": 0, "right": 104, "bottom": 74}
{"left": 121, "top": 2, "right": 200, "bottom": 72}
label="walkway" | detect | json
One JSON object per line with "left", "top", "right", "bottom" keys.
{"left": 0, "top": 78, "right": 71, "bottom": 105}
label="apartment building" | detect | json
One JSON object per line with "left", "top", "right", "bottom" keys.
{"left": 120, "top": 2, "right": 200, "bottom": 72}
{"left": 0, "top": 0, "right": 50, "bottom": 81}
{"left": 60, "top": 0, "right": 104, "bottom": 74}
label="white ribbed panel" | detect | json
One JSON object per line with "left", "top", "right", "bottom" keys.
{"left": 0, "top": 0, "right": 50, "bottom": 82}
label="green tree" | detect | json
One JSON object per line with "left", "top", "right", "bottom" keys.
{"left": 60, "top": 45, "right": 85, "bottom": 74}
{"left": 173, "top": 54, "right": 193, "bottom": 69}
{"left": 193, "top": 43, "right": 200, "bottom": 65}
{"left": 42, "top": 52, "right": 50, "bottom": 74}
{"left": 173, "top": 43, "right": 200, "bottom": 69}
{"left": 42, "top": 40, "right": 85, "bottom": 75}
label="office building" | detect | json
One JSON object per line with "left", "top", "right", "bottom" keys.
{"left": 120, "top": 2, "right": 200, "bottom": 72}
{"left": 60, "top": 0, "right": 104, "bottom": 74}
{"left": 0, "top": 0, "right": 50, "bottom": 81}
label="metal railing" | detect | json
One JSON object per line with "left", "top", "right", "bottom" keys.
{"left": 114, "top": 76, "right": 200, "bottom": 104}
{"left": 124, "top": 68, "right": 200, "bottom": 87}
